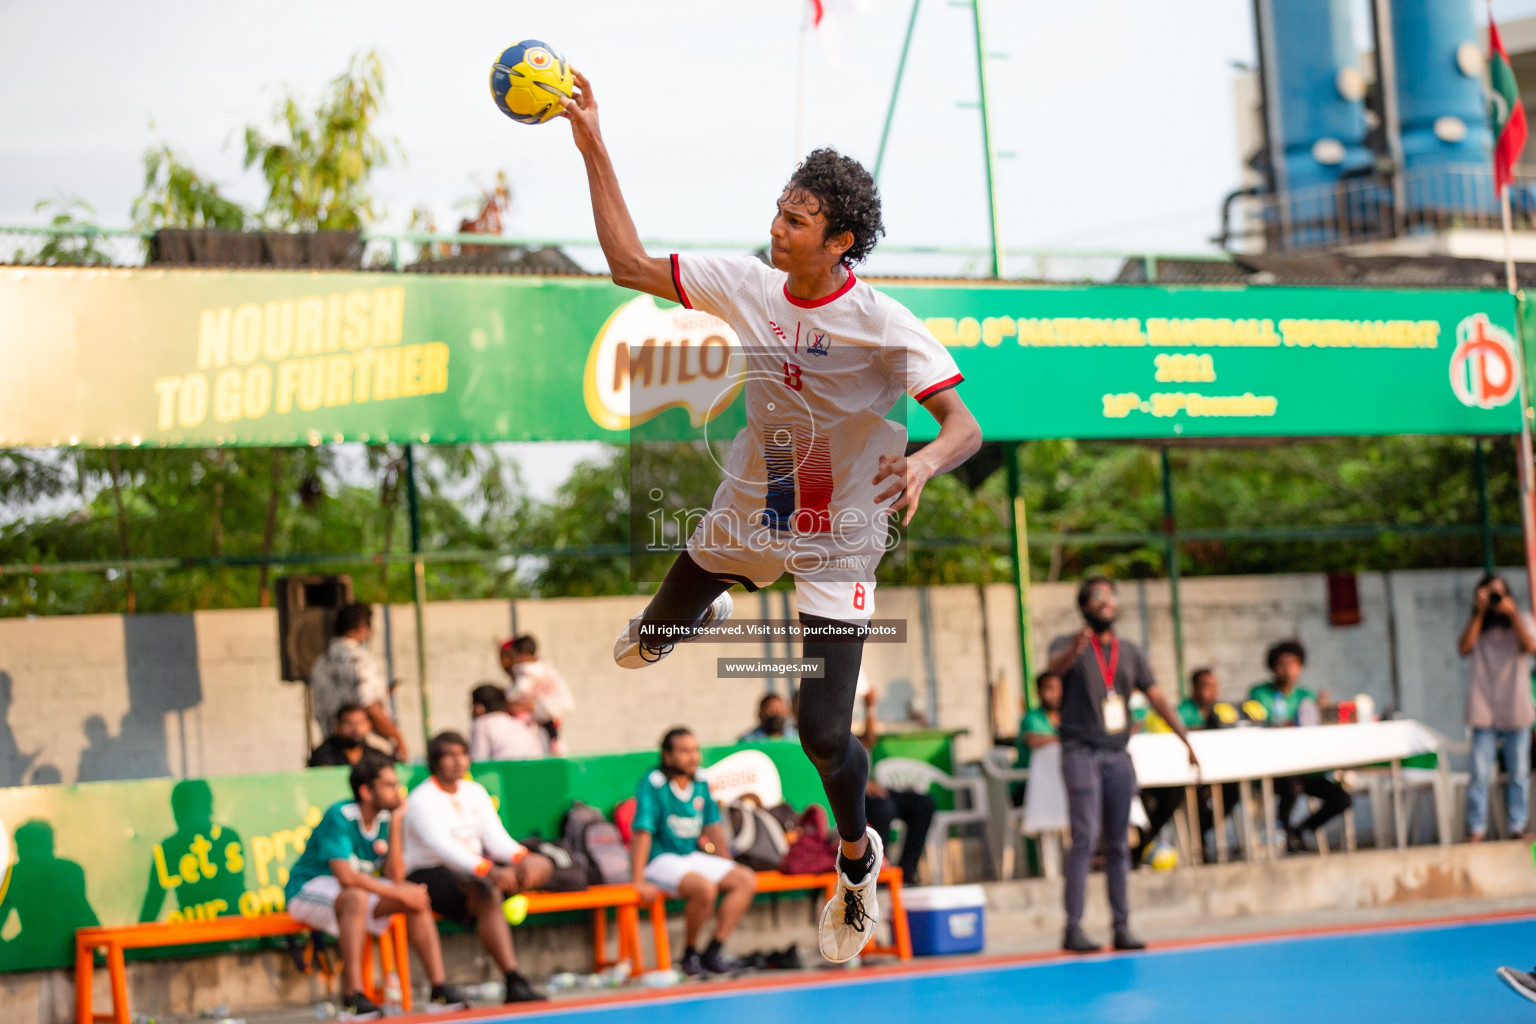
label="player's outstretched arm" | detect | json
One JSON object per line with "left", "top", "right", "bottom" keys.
{"left": 559, "top": 70, "right": 677, "bottom": 301}
{"left": 873, "top": 389, "right": 982, "bottom": 526}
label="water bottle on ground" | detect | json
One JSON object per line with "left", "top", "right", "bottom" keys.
{"left": 384, "top": 969, "right": 403, "bottom": 1016}
{"left": 465, "top": 980, "right": 502, "bottom": 1002}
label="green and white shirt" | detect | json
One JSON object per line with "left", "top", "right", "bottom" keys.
{"left": 633, "top": 770, "right": 720, "bottom": 860}
{"left": 284, "top": 800, "right": 391, "bottom": 899}
{"left": 1248, "top": 681, "right": 1318, "bottom": 726}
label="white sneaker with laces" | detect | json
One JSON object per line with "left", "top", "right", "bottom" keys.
{"left": 818, "top": 826, "right": 884, "bottom": 963}
{"left": 612, "top": 592, "right": 733, "bottom": 669}
{"left": 1499, "top": 966, "right": 1536, "bottom": 1005}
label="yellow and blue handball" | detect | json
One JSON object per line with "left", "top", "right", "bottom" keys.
{"left": 490, "top": 40, "right": 573, "bottom": 125}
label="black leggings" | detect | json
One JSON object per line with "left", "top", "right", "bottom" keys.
{"left": 641, "top": 554, "right": 871, "bottom": 844}
{"left": 797, "top": 613, "right": 870, "bottom": 844}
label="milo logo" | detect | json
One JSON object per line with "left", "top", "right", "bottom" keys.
{"left": 584, "top": 295, "right": 744, "bottom": 431}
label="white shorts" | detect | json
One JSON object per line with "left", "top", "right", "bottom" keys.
{"left": 286, "top": 875, "right": 392, "bottom": 937}
{"left": 687, "top": 508, "right": 880, "bottom": 622}
{"left": 642, "top": 852, "right": 742, "bottom": 896}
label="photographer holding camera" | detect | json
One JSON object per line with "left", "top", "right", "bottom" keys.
{"left": 1459, "top": 573, "right": 1536, "bottom": 841}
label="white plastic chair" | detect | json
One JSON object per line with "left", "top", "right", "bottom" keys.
{"left": 981, "top": 747, "right": 1028, "bottom": 878}
{"left": 1013, "top": 742, "right": 1150, "bottom": 876}
{"left": 873, "top": 756, "right": 990, "bottom": 884}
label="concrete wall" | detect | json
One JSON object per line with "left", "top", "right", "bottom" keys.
{"left": 0, "top": 566, "right": 1516, "bottom": 784}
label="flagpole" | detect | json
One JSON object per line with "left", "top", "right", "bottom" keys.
{"left": 1491, "top": 2, "right": 1536, "bottom": 615}
{"left": 1500, "top": 181, "right": 1536, "bottom": 614}
{"left": 795, "top": 1, "right": 811, "bottom": 165}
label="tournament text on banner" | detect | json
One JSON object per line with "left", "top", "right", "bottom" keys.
{"left": 0, "top": 266, "right": 1520, "bottom": 447}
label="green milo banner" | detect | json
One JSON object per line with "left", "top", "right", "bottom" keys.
{"left": 0, "top": 267, "right": 1520, "bottom": 447}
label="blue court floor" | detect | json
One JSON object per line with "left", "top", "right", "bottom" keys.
{"left": 471, "top": 916, "right": 1536, "bottom": 1024}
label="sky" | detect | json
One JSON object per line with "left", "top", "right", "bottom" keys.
{"left": 6, "top": 0, "right": 1536, "bottom": 496}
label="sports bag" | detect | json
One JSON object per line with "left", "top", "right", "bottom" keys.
{"left": 778, "top": 804, "right": 837, "bottom": 874}
{"left": 724, "top": 798, "right": 790, "bottom": 871}
{"left": 561, "top": 801, "right": 632, "bottom": 885}
{"left": 520, "top": 837, "right": 590, "bottom": 892}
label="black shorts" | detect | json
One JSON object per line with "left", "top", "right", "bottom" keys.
{"left": 406, "top": 866, "right": 493, "bottom": 927}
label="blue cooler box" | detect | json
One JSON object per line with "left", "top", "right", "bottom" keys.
{"left": 904, "top": 884, "right": 986, "bottom": 955}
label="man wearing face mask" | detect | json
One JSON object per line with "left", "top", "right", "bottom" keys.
{"left": 1047, "top": 576, "right": 1197, "bottom": 954}
{"left": 740, "top": 693, "right": 799, "bottom": 742}
{"left": 307, "top": 703, "right": 379, "bottom": 768}
{"left": 1460, "top": 573, "right": 1536, "bottom": 841}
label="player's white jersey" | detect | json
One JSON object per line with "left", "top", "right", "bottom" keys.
{"left": 672, "top": 253, "right": 961, "bottom": 577}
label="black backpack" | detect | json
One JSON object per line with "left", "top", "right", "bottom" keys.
{"left": 561, "top": 801, "right": 631, "bottom": 886}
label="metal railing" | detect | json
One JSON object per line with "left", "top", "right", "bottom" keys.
{"left": 0, "top": 221, "right": 1215, "bottom": 285}
{"left": 1227, "top": 164, "right": 1536, "bottom": 253}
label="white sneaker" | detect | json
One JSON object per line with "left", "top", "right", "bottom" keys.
{"left": 818, "top": 826, "right": 883, "bottom": 963}
{"left": 1499, "top": 966, "right": 1536, "bottom": 1005}
{"left": 612, "top": 591, "right": 733, "bottom": 669}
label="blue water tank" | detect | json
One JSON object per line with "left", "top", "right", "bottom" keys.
{"left": 1390, "top": 0, "right": 1492, "bottom": 169}
{"left": 1389, "top": 0, "right": 1496, "bottom": 217}
{"left": 1266, "top": 0, "right": 1374, "bottom": 192}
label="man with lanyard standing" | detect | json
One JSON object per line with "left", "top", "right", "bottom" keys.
{"left": 1045, "top": 576, "right": 1197, "bottom": 953}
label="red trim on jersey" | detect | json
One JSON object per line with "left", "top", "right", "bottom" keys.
{"left": 783, "top": 270, "right": 857, "bottom": 309}
{"left": 915, "top": 373, "right": 964, "bottom": 402}
{"left": 670, "top": 253, "right": 692, "bottom": 309}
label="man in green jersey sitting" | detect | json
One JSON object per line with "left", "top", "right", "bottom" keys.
{"left": 285, "top": 751, "right": 467, "bottom": 1020}
{"left": 631, "top": 728, "right": 757, "bottom": 977}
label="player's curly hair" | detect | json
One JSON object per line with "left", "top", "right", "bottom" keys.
{"left": 785, "top": 148, "right": 885, "bottom": 267}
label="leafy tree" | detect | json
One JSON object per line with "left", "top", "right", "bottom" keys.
{"left": 242, "top": 51, "right": 393, "bottom": 231}
{"left": 131, "top": 144, "right": 248, "bottom": 233}
{"left": 15, "top": 198, "right": 114, "bottom": 266}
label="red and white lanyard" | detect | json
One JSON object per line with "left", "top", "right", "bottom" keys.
{"left": 1090, "top": 634, "right": 1119, "bottom": 692}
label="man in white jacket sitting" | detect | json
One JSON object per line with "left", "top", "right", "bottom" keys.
{"left": 402, "top": 731, "right": 553, "bottom": 1003}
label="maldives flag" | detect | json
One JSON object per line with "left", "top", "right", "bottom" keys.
{"left": 1491, "top": 18, "right": 1528, "bottom": 192}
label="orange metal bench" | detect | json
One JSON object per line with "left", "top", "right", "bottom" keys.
{"left": 752, "top": 866, "right": 913, "bottom": 960}
{"left": 75, "top": 912, "right": 411, "bottom": 1024}
{"left": 74, "top": 885, "right": 670, "bottom": 1024}
{"left": 522, "top": 884, "right": 672, "bottom": 973}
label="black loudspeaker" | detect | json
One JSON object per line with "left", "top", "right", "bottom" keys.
{"left": 276, "top": 575, "right": 355, "bottom": 681}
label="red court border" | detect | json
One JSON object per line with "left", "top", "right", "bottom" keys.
{"left": 391, "top": 906, "right": 1536, "bottom": 1022}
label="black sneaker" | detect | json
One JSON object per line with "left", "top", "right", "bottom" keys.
{"left": 425, "top": 983, "right": 470, "bottom": 1012}
{"left": 504, "top": 971, "right": 546, "bottom": 1003}
{"left": 1498, "top": 966, "right": 1536, "bottom": 1004}
{"left": 338, "top": 991, "right": 383, "bottom": 1022}
{"left": 680, "top": 950, "right": 707, "bottom": 977}
{"left": 1062, "top": 927, "right": 1101, "bottom": 954}
{"left": 700, "top": 947, "right": 738, "bottom": 975}
{"left": 1113, "top": 929, "right": 1146, "bottom": 951}
{"left": 766, "top": 943, "right": 802, "bottom": 970}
